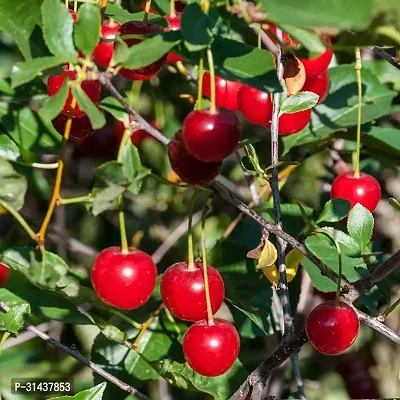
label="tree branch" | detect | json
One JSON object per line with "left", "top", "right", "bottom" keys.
{"left": 0, "top": 301, "right": 150, "bottom": 400}
{"left": 370, "top": 46, "right": 400, "bottom": 70}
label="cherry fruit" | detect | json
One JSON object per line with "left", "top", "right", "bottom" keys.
{"left": 330, "top": 172, "right": 381, "bottom": 212}
{"left": 302, "top": 70, "right": 330, "bottom": 103}
{"left": 119, "top": 21, "right": 168, "bottom": 80}
{"left": 237, "top": 85, "right": 272, "bottom": 125}
{"left": 266, "top": 108, "right": 312, "bottom": 135}
{"left": 300, "top": 48, "right": 333, "bottom": 77}
{"left": 306, "top": 301, "right": 359, "bottom": 355}
{"left": 93, "top": 20, "right": 121, "bottom": 67}
{"left": 91, "top": 246, "right": 157, "bottom": 310}
{"left": 202, "top": 72, "right": 241, "bottom": 111}
{"left": 165, "top": 14, "right": 183, "bottom": 63}
{"left": 161, "top": 261, "right": 225, "bottom": 321}
{"left": 182, "top": 108, "right": 241, "bottom": 162}
{"left": 47, "top": 68, "right": 101, "bottom": 118}
{"left": 0, "top": 263, "right": 10, "bottom": 286}
{"left": 52, "top": 113, "right": 96, "bottom": 139}
{"left": 183, "top": 319, "right": 240, "bottom": 376}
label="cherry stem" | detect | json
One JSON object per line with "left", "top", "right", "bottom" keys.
{"left": 0, "top": 200, "right": 36, "bottom": 241}
{"left": 59, "top": 195, "right": 92, "bottom": 205}
{"left": 154, "top": 98, "right": 165, "bottom": 129}
{"left": 170, "top": 0, "right": 176, "bottom": 17}
{"left": 354, "top": 47, "right": 362, "bottom": 178}
{"left": 206, "top": 48, "right": 216, "bottom": 113}
{"left": 117, "top": 128, "right": 132, "bottom": 254}
{"left": 108, "top": 308, "right": 142, "bottom": 330}
{"left": 197, "top": 51, "right": 204, "bottom": 110}
{"left": 201, "top": 199, "right": 214, "bottom": 326}
{"left": 314, "top": 228, "right": 342, "bottom": 304}
{"left": 100, "top": 0, "right": 108, "bottom": 20}
{"left": 73, "top": 0, "right": 77, "bottom": 12}
{"left": 143, "top": 0, "right": 152, "bottom": 22}
{"left": 36, "top": 95, "right": 77, "bottom": 247}
{"left": 132, "top": 304, "right": 165, "bottom": 349}
{"left": 257, "top": 24, "right": 262, "bottom": 49}
{"left": 64, "top": 0, "right": 68, "bottom": 8}
{"left": 187, "top": 191, "right": 200, "bottom": 271}
{"left": 380, "top": 296, "right": 400, "bottom": 321}
{"left": 0, "top": 331, "right": 10, "bottom": 354}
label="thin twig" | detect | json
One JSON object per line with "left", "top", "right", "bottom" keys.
{"left": 0, "top": 301, "right": 150, "bottom": 400}
{"left": 370, "top": 46, "right": 400, "bottom": 70}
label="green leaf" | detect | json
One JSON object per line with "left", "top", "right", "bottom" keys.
{"left": 91, "top": 185, "right": 125, "bottom": 216}
{"left": 389, "top": 197, "right": 400, "bottom": 212}
{"left": 99, "top": 97, "right": 128, "bottom": 121}
{"left": 181, "top": 3, "right": 213, "bottom": 51}
{"left": 347, "top": 203, "right": 374, "bottom": 251}
{"left": 0, "top": 159, "right": 27, "bottom": 210}
{"left": 316, "top": 199, "right": 351, "bottom": 224}
{"left": 0, "top": 0, "right": 42, "bottom": 60}
{"left": 0, "top": 135, "right": 21, "bottom": 161}
{"left": 0, "top": 79, "right": 14, "bottom": 95}
{"left": 279, "top": 91, "right": 319, "bottom": 115}
{"left": 320, "top": 227, "right": 362, "bottom": 257}
{"left": 74, "top": 3, "right": 101, "bottom": 56}
{"left": 120, "top": 30, "right": 181, "bottom": 69}
{"left": 207, "top": 241, "right": 275, "bottom": 335}
{"left": 11, "top": 56, "right": 66, "bottom": 88}
{"left": 41, "top": 0, "right": 77, "bottom": 62}
{"left": 263, "top": 0, "right": 374, "bottom": 29}
{"left": 152, "top": 359, "right": 247, "bottom": 400}
{"left": 39, "top": 81, "right": 68, "bottom": 121}
{"left": 105, "top": 3, "right": 167, "bottom": 26}
{"left": 72, "top": 86, "right": 106, "bottom": 129}
{"left": 303, "top": 235, "right": 367, "bottom": 292}
{"left": 3, "top": 303, "right": 30, "bottom": 335}
{"left": 282, "top": 65, "right": 396, "bottom": 154}
{"left": 49, "top": 383, "right": 107, "bottom": 400}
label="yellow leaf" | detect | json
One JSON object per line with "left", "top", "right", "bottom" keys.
{"left": 285, "top": 249, "right": 304, "bottom": 282}
{"left": 256, "top": 239, "right": 278, "bottom": 269}
{"left": 261, "top": 264, "right": 280, "bottom": 286}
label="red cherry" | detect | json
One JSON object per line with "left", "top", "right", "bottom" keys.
{"left": 164, "top": 14, "right": 184, "bottom": 63}
{"left": 168, "top": 131, "right": 222, "bottom": 185}
{"left": 175, "top": 1, "right": 186, "bottom": 12}
{"left": 160, "top": 261, "right": 225, "bottom": 321}
{"left": 52, "top": 113, "right": 96, "bottom": 139}
{"left": 114, "top": 119, "right": 155, "bottom": 145}
{"left": 93, "top": 20, "right": 121, "bottom": 68}
{"left": 47, "top": 68, "right": 101, "bottom": 118}
{"left": 183, "top": 319, "right": 240, "bottom": 376}
{"left": 302, "top": 70, "right": 329, "bottom": 103}
{"left": 69, "top": 10, "right": 77, "bottom": 22}
{"left": 91, "top": 246, "right": 157, "bottom": 310}
{"left": 119, "top": 21, "right": 168, "bottom": 80}
{"left": 0, "top": 263, "right": 10, "bottom": 286}
{"left": 182, "top": 108, "right": 241, "bottom": 162}
{"left": 306, "top": 301, "right": 359, "bottom": 355}
{"left": 237, "top": 85, "right": 272, "bottom": 125}
{"left": 330, "top": 172, "right": 381, "bottom": 212}
{"left": 73, "top": 125, "right": 119, "bottom": 159}
{"left": 344, "top": 371, "right": 379, "bottom": 399}
{"left": 266, "top": 108, "right": 312, "bottom": 135}
{"left": 202, "top": 72, "right": 242, "bottom": 111}
{"left": 267, "top": 24, "right": 299, "bottom": 48}
{"left": 300, "top": 48, "right": 333, "bottom": 77}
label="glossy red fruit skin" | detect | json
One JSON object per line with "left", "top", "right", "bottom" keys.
{"left": 302, "top": 70, "right": 330, "bottom": 103}
{"left": 266, "top": 109, "right": 312, "bottom": 136}
{"left": 330, "top": 172, "right": 381, "bottom": 212}
{"left": 93, "top": 20, "right": 121, "bottom": 67}
{"left": 91, "top": 246, "right": 157, "bottom": 310}
{"left": 267, "top": 24, "right": 299, "bottom": 48}
{"left": 114, "top": 119, "right": 155, "bottom": 145}
{"left": 306, "top": 301, "right": 359, "bottom": 355}
{"left": 0, "top": 263, "right": 10, "bottom": 286}
{"left": 183, "top": 319, "right": 240, "bottom": 376}
{"left": 69, "top": 10, "right": 77, "bottom": 22}
{"left": 119, "top": 21, "right": 168, "bottom": 80}
{"left": 73, "top": 125, "right": 119, "bottom": 159}
{"left": 47, "top": 69, "right": 101, "bottom": 118}
{"left": 52, "top": 113, "right": 96, "bottom": 139}
{"left": 182, "top": 108, "right": 241, "bottom": 162}
{"left": 202, "top": 72, "right": 242, "bottom": 111}
{"left": 161, "top": 261, "right": 225, "bottom": 321}
{"left": 237, "top": 85, "right": 272, "bottom": 125}
{"left": 164, "top": 14, "right": 183, "bottom": 63}
{"left": 300, "top": 48, "right": 333, "bottom": 77}
{"left": 168, "top": 131, "right": 222, "bottom": 185}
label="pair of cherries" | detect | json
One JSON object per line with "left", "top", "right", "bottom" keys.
{"left": 161, "top": 262, "right": 240, "bottom": 377}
